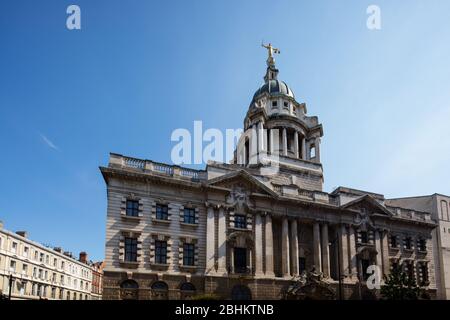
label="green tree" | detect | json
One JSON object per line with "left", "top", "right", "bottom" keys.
{"left": 380, "top": 267, "right": 422, "bottom": 300}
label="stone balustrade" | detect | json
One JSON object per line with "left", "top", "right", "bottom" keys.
{"left": 109, "top": 153, "right": 204, "bottom": 181}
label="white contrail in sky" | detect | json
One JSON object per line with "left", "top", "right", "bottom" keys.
{"left": 39, "top": 132, "right": 59, "bottom": 151}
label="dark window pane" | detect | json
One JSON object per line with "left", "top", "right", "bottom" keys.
{"left": 156, "top": 205, "right": 169, "bottom": 220}
{"left": 124, "top": 237, "right": 138, "bottom": 262}
{"left": 234, "top": 215, "right": 247, "bottom": 229}
{"left": 126, "top": 200, "right": 139, "bottom": 217}
{"left": 155, "top": 240, "right": 167, "bottom": 264}
{"left": 183, "top": 208, "right": 196, "bottom": 224}
{"left": 183, "top": 243, "right": 195, "bottom": 266}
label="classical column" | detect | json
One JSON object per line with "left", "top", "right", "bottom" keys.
{"left": 321, "top": 223, "right": 330, "bottom": 278}
{"left": 301, "top": 137, "right": 306, "bottom": 160}
{"left": 294, "top": 131, "right": 299, "bottom": 159}
{"left": 381, "top": 230, "right": 390, "bottom": 277}
{"left": 264, "top": 214, "right": 275, "bottom": 277}
{"left": 258, "top": 122, "right": 264, "bottom": 153}
{"left": 250, "top": 126, "right": 258, "bottom": 164}
{"left": 217, "top": 207, "right": 227, "bottom": 274}
{"left": 281, "top": 217, "right": 290, "bottom": 277}
{"left": 313, "top": 222, "right": 322, "bottom": 272}
{"left": 290, "top": 219, "right": 299, "bottom": 276}
{"left": 315, "top": 137, "right": 321, "bottom": 162}
{"left": 375, "top": 230, "right": 383, "bottom": 269}
{"left": 254, "top": 213, "right": 264, "bottom": 276}
{"left": 338, "top": 225, "right": 349, "bottom": 278}
{"left": 206, "top": 206, "right": 216, "bottom": 274}
{"left": 282, "top": 128, "right": 288, "bottom": 156}
{"left": 348, "top": 226, "right": 357, "bottom": 278}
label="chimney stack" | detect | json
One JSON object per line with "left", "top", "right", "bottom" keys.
{"left": 79, "top": 251, "right": 88, "bottom": 264}
{"left": 54, "top": 247, "right": 62, "bottom": 253}
{"left": 16, "top": 231, "right": 28, "bottom": 238}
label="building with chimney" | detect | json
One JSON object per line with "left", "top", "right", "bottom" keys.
{"left": 0, "top": 221, "right": 94, "bottom": 300}
{"left": 100, "top": 46, "right": 438, "bottom": 300}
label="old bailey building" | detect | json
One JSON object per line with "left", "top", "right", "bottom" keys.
{"left": 100, "top": 45, "right": 437, "bottom": 300}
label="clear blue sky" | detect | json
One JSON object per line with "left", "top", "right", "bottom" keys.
{"left": 1, "top": 1, "right": 449, "bottom": 261}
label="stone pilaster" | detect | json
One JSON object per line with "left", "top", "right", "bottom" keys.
{"left": 381, "top": 230, "right": 390, "bottom": 277}
{"left": 321, "top": 223, "right": 330, "bottom": 277}
{"left": 282, "top": 128, "right": 288, "bottom": 156}
{"left": 254, "top": 212, "right": 264, "bottom": 276}
{"left": 264, "top": 214, "right": 275, "bottom": 277}
{"left": 339, "top": 225, "right": 349, "bottom": 278}
{"left": 313, "top": 222, "right": 322, "bottom": 272}
{"left": 281, "top": 217, "right": 290, "bottom": 277}
{"left": 375, "top": 230, "right": 383, "bottom": 269}
{"left": 290, "top": 219, "right": 299, "bottom": 276}
{"left": 206, "top": 205, "right": 216, "bottom": 274}
{"left": 217, "top": 207, "right": 227, "bottom": 274}
{"left": 348, "top": 226, "right": 357, "bottom": 278}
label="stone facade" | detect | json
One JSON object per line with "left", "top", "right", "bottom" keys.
{"left": 100, "top": 53, "right": 437, "bottom": 300}
{"left": 0, "top": 222, "right": 94, "bottom": 300}
{"left": 387, "top": 194, "right": 450, "bottom": 299}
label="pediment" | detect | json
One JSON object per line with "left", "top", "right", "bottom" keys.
{"left": 341, "top": 195, "right": 392, "bottom": 216}
{"left": 207, "top": 170, "right": 278, "bottom": 198}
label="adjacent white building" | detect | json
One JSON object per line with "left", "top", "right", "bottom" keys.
{"left": 0, "top": 221, "right": 93, "bottom": 300}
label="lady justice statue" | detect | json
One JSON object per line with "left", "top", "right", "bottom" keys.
{"left": 261, "top": 42, "right": 280, "bottom": 67}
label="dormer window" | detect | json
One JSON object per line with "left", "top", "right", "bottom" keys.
{"left": 283, "top": 101, "right": 289, "bottom": 109}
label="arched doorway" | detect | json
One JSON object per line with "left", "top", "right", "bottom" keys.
{"left": 120, "top": 279, "right": 139, "bottom": 300}
{"left": 231, "top": 285, "right": 252, "bottom": 300}
{"left": 151, "top": 281, "right": 169, "bottom": 300}
{"left": 180, "top": 282, "right": 196, "bottom": 300}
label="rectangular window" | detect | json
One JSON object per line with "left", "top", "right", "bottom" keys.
{"left": 155, "top": 240, "right": 167, "bottom": 264}
{"left": 418, "top": 239, "right": 427, "bottom": 252}
{"left": 124, "top": 237, "right": 138, "bottom": 262}
{"left": 39, "top": 253, "right": 44, "bottom": 263}
{"left": 183, "top": 208, "right": 196, "bottom": 224}
{"left": 272, "top": 101, "right": 277, "bottom": 108}
{"left": 126, "top": 200, "right": 139, "bottom": 217}
{"left": 390, "top": 235, "right": 398, "bottom": 248}
{"left": 22, "top": 264, "right": 28, "bottom": 275}
{"left": 404, "top": 237, "right": 412, "bottom": 250}
{"left": 23, "top": 246, "right": 29, "bottom": 258}
{"left": 9, "top": 260, "right": 16, "bottom": 272}
{"left": 34, "top": 251, "right": 38, "bottom": 261}
{"left": 299, "top": 257, "right": 306, "bottom": 274}
{"left": 53, "top": 258, "right": 57, "bottom": 266}
{"left": 61, "top": 261, "right": 65, "bottom": 270}
{"left": 234, "top": 214, "right": 247, "bottom": 229}
{"left": 11, "top": 242, "right": 17, "bottom": 254}
{"left": 418, "top": 263, "right": 429, "bottom": 286}
{"left": 183, "top": 243, "right": 195, "bottom": 266}
{"left": 51, "top": 287, "right": 56, "bottom": 299}
{"left": 360, "top": 232, "right": 369, "bottom": 244}
{"left": 283, "top": 101, "right": 289, "bottom": 109}
{"left": 156, "top": 204, "right": 169, "bottom": 220}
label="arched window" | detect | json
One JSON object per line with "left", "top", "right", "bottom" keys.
{"left": 151, "top": 281, "right": 169, "bottom": 300}
{"left": 310, "top": 144, "right": 316, "bottom": 159}
{"left": 231, "top": 285, "right": 252, "bottom": 300}
{"left": 180, "top": 282, "right": 196, "bottom": 300}
{"left": 120, "top": 279, "right": 139, "bottom": 300}
{"left": 180, "top": 282, "right": 196, "bottom": 291}
{"left": 120, "top": 279, "right": 138, "bottom": 289}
